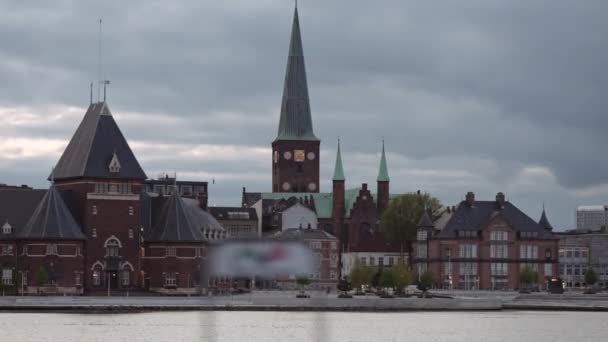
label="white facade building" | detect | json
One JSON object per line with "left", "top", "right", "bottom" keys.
{"left": 576, "top": 205, "right": 608, "bottom": 231}
{"left": 281, "top": 203, "right": 318, "bottom": 230}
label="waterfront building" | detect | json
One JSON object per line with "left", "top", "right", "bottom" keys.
{"left": 415, "top": 192, "right": 560, "bottom": 290}
{"left": 271, "top": 228, "right": 339, "bottom": 289}
{"left": 556, "top": 229, "right": 608, "bottom": 288}
{"left": 0, "top": 102, "right": 224, "bottom": 295}
{"left": 576, "top": 205, "right": 608, "bottom": 232}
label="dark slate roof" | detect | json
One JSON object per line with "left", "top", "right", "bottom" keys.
{"left": 17, "top": 186, "right": 85, "bottom": 240}
{"left": 274, "top": 6, "right": 318, "bottom": 142}
{"left": 417, "top": 211, "right": 434, "bottom": 228}
{"left": 181, "top": 198, "right": 225, "bottom": 232}
{"left": 539, "top": 209, "right": 554, "bottom": 231}
{"left": 0, "top": 189, "right": 47, "bottom": 240}
{"left": 437, "top": 200, "right": 555, "bottom": 239}
{"left": 145, "top": 192, "right": 206, "bottom": 242}
{"left": 271, "top": 228, "right": 337, "bottom": 241}
{"left": 208, "top": 207, "right": 258, "bottom": 222}
{"left": 52, "top": 102, "right": 147, "bottom": 180}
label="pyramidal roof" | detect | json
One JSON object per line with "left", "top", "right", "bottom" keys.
{"left": 275, "top": 6, "right": 318, "bottom": 142}
{"left": 18, "top": 186, "right": 85, "bottom": 240}
{"left": 52, "top": 101, "right": 147, "bottom": 180}
{"left": 333, "top": 140, "right": 345, "bottom": 181}
{"left": 146, "top": 192, "right": 206, "bottom": 242}
{"left": 377, "top": 141, "right": 390, "bottom": 182}
{"left": 538, "top": 207, "right": 554, "bottom": 230}
{"left": 417, "top": 210, "right": 434, "bottom": 228}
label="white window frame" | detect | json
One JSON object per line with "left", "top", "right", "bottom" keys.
{"left": 165, "top": 272, "right": 177, "bottom": 287}
{"left": 2, "top": 269, "right": 12, "bottom": 285}
{"left": 46, "top": 244, "right": 58, "bottom": 256}
{"left": 166, "top": 246, "right": 177, "bottom": 257}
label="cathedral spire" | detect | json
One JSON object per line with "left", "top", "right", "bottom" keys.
{"left": 377, "top": 140, "right": 390, "bottom": 182}
{"left": 275, "top": 5, "right": 318, "bottom": 142}
{"left": 333, "top": 139, "right": 345, "bottom": 181}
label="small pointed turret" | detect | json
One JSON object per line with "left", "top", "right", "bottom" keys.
{"left": 333, "top": 140, "right": 345, "bottom": 181}
{"left": 539, "top": 205, "right": 554, "bottom": 231}
{"left": 377, "top": 140, "right": 389, "bottom": 182}
{"left": 417, "top": 210, "right": 434, "bottom": 228}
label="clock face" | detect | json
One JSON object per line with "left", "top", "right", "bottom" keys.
{"left": 283, "top": 151, "right": 292, "bottom": 160}
{"left": 308, "top": 182, "right": 317, "bottom": 191}
{"left": 307, "top": 152, "right": 316, "bottom": 160}
{"left": 294, "top": 150, "right": 305, "bottom": 162}
{"left": 282, "top": 182, "right": 291, "bottom": 191}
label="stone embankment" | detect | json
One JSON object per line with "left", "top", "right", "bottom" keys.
{"left": 0, "top": 291, "right": 606, "bottom": 313}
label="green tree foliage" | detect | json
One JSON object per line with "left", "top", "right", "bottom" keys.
{"left": 418, "top": 270, "right": 434, "bottom": 292}
{"left": 382, "top": 192, "right": 442, "bottom": 264}
{"left": 519, "top": 266, "right": 538, "bottom": 287}
{"left": 378, "top": 270, "right": 395, "bottom": 289}
{"left": 391, "top": 263, "right": 413, "bottom": 292}
{"left": 296, "top": 276, "right": 310, "bottom": 286}
{"left": 36, "top": 267, "right": 48, "bottom": 287}
{"left": 350, "top": 261, "right": 375, "bottom": 290}
{"left": 585, "top": 268, "right": 598, "bottom": 286}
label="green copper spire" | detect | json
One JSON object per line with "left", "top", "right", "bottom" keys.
{"left": 333, "top": 139, "right": 345, "bottom": 181}
{"left": 274, "top": 5, "right": 318, "bottom": 142}
{"left": 377, "top": 140, "right": 390, "bottom": 182}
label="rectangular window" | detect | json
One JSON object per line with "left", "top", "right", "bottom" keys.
{"left": 92, "top": 228, "right": 97, "bottom": 238}
{"left": 360, "top": 257, "right": 366, "bottom": 266}
{"left": 75, "top": 273, "right": 82, "bottom": 286}
{"left": 459, "top": 244, "right": 478, "bottom": 258}
{"left": 491, "top": 263, "right": 508, "bottom": 276}
{"left": 544, "top": 263, "right": 552, "bottom": 277}
{"left": 331, "top": 242, "right": 337, "bottom": 250}
{"left": 417, "top": 244, "right": 427, "bottom": 258}
{"left": 164, "top": 272, "right": 177, "bottom": 287}
{"left": 46, "top": 244, "right": 58, "bottom": 255}
{"left": 330, "top": 254, "right": 338, "bottom": 267}
{"left": 370, "top": 257, "right": 375, "bottom": 266}
{"left": 128, "top": 229, "right": 134, "bottom": 239}
{"left": 460, "top": 262, "right": 478, "bottom": 276}
{"left": 559, "top": 264, "right": 565, "bottom": 275}
{"left": 92, "top": 205, "right": 97, "bottom": 215}
{"left": 330, "top": 272, "right": 337, "bottom": 280}
{"left": 128, "top": 206, "right": 134, "bottom": 216}
{"left": 166, "top": 247, "right": 177, "bottom": 257}
{"left": 1, "top": 245, "right": 13, "bottom": 255}
{"left": 388, "top": 257, "right": 394, "bottom": 266}
{"left": 417, "top": 231, "right": 428, "bottom": 241}
{"left": 2, "top": 269, "right": 12, "bottom": 285}
{"left": 491, "top": 231, "right": 508, "bottom": 241}
{"left": 379, "top": 257, "right": 384, "bottom": 266}
{"left": 520, "top": 245, "right": 538, "bottom": 259}
{"left": 490, "top": 245, "right": 508, "bottom": 258}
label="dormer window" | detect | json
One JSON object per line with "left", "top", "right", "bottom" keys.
{"left": 109, "top": 152, "right": 121, "bottom": 173}
{"left": 2, "top": 221, "right": 12, "bottom": 235}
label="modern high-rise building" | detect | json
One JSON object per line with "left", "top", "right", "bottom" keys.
{"left": 576, "top": 205, "right": 608, "bottom": 232}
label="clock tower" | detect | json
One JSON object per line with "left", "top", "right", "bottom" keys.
{"left": 272, "top": 5, "right": 320, "bottom": 193}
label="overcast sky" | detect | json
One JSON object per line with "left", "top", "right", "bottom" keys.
{"left": 1, "top": 0, "right": 607, "bottom": 230}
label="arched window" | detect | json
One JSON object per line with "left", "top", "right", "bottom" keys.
{"left": 121, "top": 264, "right": 132, "bottom": 287}
{"left": 92, "top": 266, "right": 102, "bottom": 286}
{"left": 106, "top": 240, "right": 119, "bottom": 257}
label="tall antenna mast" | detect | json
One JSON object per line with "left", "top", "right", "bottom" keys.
{"left": 97, "top": 18, "right": 103, "bottom": 102}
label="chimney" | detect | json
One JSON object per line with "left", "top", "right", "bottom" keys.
{"left": 447, "top": 206, "right": 451, "bottom": 213}
{"left": 496, "top": 192, "right": 505, "bottom": 208}
{"left": 465, "top": 192, "right": 475, "bottom": 207}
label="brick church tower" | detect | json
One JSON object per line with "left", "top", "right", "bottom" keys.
{"left": 272, "top": 5, "right": 320, "bottom": 193}
{"left": 51, "top": 101, "right": 147, "bottom": 292}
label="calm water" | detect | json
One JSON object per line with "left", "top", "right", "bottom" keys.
{"left": 1, "top": 311, "right": 606, "bottom": 342}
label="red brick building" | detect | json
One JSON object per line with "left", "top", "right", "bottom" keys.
{"left": 415, "top": 192, "right": 560, "bottom": 290}
{"left": 0, "top": 101, "right": 224, "bottom": 295}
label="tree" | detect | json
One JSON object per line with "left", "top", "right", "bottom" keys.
{"left": 418, "top": 270, "right": 434, "bottom": 293}
{"left": 392, "top": 263, "right": 413, "bottom": 293}
{"left": 585, "top": 268, "right": 598, "bottom": 287}
{"left": 350, "top": 261, "right": 374, "bottom": 291}
{"left": 36, "top": 267, "right": 48, "bottom": 288}
{"left": 382, "top": 192, "right": 442, "bottom": 265}
{"left": 378, "top": 270, "right": 395, "bottom": 289}
{"left": 519, "top": 266, "right": 538, "bottom": 288}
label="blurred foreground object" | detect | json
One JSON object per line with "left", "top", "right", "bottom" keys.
{"left": 209, "top": 241, "right": 314, "bottom": 278}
